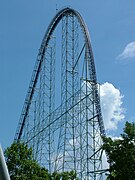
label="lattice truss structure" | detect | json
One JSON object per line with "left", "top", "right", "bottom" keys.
{"left": 15, "top": 8, "right": 106, "bottom": 180}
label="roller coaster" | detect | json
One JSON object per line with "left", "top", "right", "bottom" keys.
{"left": 15, "top": 7, "right": 106, "bottom": 179}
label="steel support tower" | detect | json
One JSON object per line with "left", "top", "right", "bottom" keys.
{"left": 15, "top": 8, "right": 106, "bottom": 179}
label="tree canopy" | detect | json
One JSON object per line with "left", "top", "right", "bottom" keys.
{"left": 103, "top": 121, "right": 135, "bottom": 180}
{"left": 4, "top": 142, "right": 78, "bottom": 180}
{"left": 4, "top": 142, "right": 51, "bottom": 179}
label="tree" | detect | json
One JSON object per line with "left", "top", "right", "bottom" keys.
{"left": 4, "top": 142, "right": 51, "bottom": 180}
{"left": 103, "top": 121, "right": 135, "bottom": 180}
{"left": 4, "top": 142, "right": 78, "bottom": 180}
{"left": 52, "top": 170, "right": 78, "bottom": 180}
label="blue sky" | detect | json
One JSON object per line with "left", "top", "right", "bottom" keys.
{"left": 0, "top": 0, "right": 135, "bottom": 149}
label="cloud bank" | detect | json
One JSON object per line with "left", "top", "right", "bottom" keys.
{"left": 118, "top": 42, "right": 135, "bottom": 59}
{"left": 100, "top": 82, "right": 125, "bottom": 131}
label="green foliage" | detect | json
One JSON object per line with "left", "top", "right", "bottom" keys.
{"left": 103, "top": 121, "right": 135, "bottom": 180}
{"left": 4, "top": 142, "right": 78, "bottom": 180}
{"left": 52, "top": 170, "right": 78, "bottom": 180}
{"left": 4, "top": 142, "right": 51, "bottom": 180}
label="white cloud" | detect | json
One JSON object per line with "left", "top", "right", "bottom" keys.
{"left": 107, "top": 135, "right": 123, "bottom": 141}
{"left": 102, "top": 150, "right": 109, "bottom": 170}
{"left": 100, "top": 82, "right": 125, "bottom": 131}
{"left": 118, "top": 42, "right": 135, "bottom": 59}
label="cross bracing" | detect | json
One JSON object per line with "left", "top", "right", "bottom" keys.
{"left": 15, "top": 7, "right": 106, "bottom": 179}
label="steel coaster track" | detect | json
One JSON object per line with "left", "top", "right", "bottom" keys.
{"left": 14, "top": 7, "right": 106, "bottom": 179}
{"left": 15, "top": 7, "right": 105, "bottom": 142}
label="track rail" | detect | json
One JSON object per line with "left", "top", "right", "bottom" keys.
{"left": 14, "top": 7, "right": 105, "bottom": 146}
